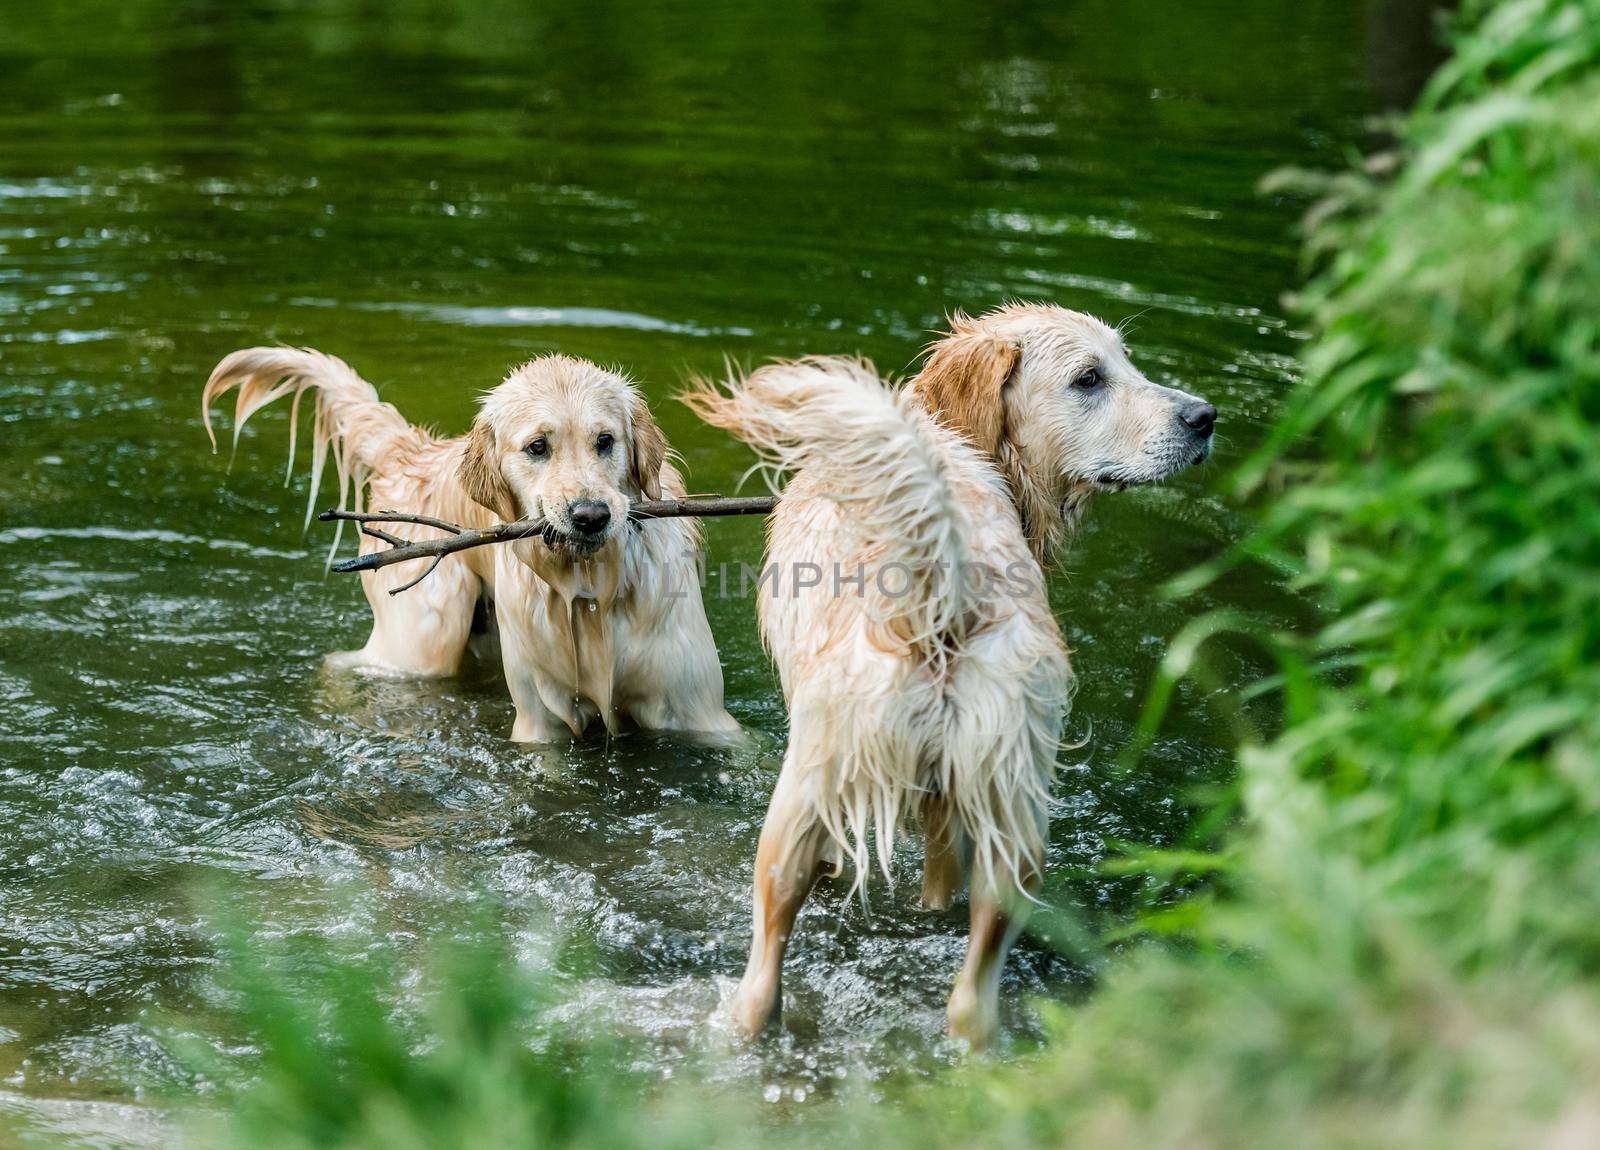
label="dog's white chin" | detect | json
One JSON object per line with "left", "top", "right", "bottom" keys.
{"left": 1085, "top": 443, "right": 1212, "bottom": 491}
{"left": 546, "top": 533, "right": 609, "bottom": 558}
{"left": 1083, "top": 467, "right": 1156, "bottom": 492}
{"left": 1089, "top": 476, "right": 1134, "bottom": 493}
{"left": 509, "top": 526, "right": 614, "bottom": 569}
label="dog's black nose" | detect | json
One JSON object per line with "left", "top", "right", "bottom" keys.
{"left": 569, "top": 500, "right": 611, "bottom": 536}
{"left": 1181, "top": 401, "right": 1217, "bottom": 437}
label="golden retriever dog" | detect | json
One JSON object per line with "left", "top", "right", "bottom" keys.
{"left": 687, "top": 302, "right": 1216, "bottom": 1046}
{"left": 203, "top": 348, "right": 739, "bottom": 742}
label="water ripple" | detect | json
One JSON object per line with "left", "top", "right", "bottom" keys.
{"left": 291, "top": 297, "right": 754, "bottom": 338}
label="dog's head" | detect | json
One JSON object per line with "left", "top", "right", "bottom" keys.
{"left": 912, "top": 303, "right": 1215, "bottom": 556}
{"left": 459, "top": 355, "right": 666, "bottom": 559}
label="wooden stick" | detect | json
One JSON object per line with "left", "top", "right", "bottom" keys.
{"left": 317, "top": 496, "right": 777, "bottom": 595}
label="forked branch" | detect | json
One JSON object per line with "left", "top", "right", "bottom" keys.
{"left": 317, "top": 496, "right": 777, "bottom": 595}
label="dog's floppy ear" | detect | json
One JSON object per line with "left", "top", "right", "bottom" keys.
{"left": 459, "top": 418, "right": 519, "bottom": 521}
{"left": 913, "top": 314, "right": 1021, "bottom": 455}
{"left": 628, "top": 392, "right": 666, "bottom": 500}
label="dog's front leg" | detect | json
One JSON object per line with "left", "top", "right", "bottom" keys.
{"left": 509, "top": 697, "right": 573, "bottom": 743}
{"left": 504, "top": 657, "right": 574, "bottom": 743}
{"left": 497, "top": 596, "right": 580, "bottom": 742}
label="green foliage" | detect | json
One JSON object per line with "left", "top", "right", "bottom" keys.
{"left": 187, "top": 926, "right": 707, "bottom": 1150}
{"left": 1239, "top": 0, "right": 1600, "bottom": 973}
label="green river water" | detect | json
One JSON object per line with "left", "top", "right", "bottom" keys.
{"left": 0, "top": 1, "right": 1422, "bottom": 1143}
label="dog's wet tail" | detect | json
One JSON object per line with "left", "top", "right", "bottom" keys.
{"left": 202, "top": 347, "right": 428, "bottom": 546}
{"left": 685, "top": 355, "right": 984, "bottom": 652}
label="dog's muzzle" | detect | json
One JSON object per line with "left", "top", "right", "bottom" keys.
{"left": 568, "top": 499, "right": 612, "bottom": 537}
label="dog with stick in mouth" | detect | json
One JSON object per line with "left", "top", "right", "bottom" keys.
{"left": 203, "top": 348, "right": 739, "bottom": 742}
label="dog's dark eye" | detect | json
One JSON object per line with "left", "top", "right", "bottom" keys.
{"left": 1073, "top": 367, "right": 1104, "bottom": 390}
{"left": 525, "top": 438, "right": 548, "bottom": 458}
{"left": 595, "top": 433, "right": 614, "bottom": 454}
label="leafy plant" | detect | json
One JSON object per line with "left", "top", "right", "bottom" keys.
{"left": 183, "top": 922, "right": 709, "bottom": 1150}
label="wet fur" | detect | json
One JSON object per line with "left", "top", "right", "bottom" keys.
{"left": 686, "top": 303, "right": 1214, "bottom": 1047}
{"left": 203, "top": 348, "right": 738, "bottom": 742}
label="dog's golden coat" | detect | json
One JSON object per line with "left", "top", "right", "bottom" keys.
{"left": 203, "top": 348, "right": 738, "bottom": 743}
{"left": 689, "top": 303, "right": 1216, "bottom": 1046}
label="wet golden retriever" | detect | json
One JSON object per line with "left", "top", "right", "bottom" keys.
{"left": 688, "top": 303, "right": 1216, "bottom": 1046}
{"left": 203, "top": 348, "right": 738, "bottom": 742}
